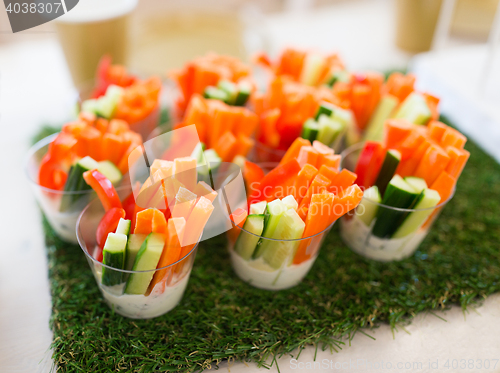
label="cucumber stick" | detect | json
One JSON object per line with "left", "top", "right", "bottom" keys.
{"left": 300, "top": 53, "right": 325, "bottom": 86}
{"left": 97, "top": 160, "right": 122, "bottom": 185}
{"left": 125, "top": 234, "right": 147, "bottom": 271}
{"left": 253, "top": 199, "right": 286, "bottom": 258}
{"left": 101, "top": 233, "right": 127, "bottom": 286}
{"left": 218, "top": 80, "right": 238, "bottom": 103}
{"left": 204, "top": 86, "right": 228, "bottom": 102}
{"left": 234, "top": 214, "right": 265, "bottom": 260}
{"left": 301, "top": 118, "right": 319, "bottom": 142}
{"left": 60, "top": 156, "right": 99, "bottom": 211}
{"left": 374, "top": 149, "right": 401, "bottom": 197}
{"left": 404, "top": 176, "right": 427, "bottom": 193}
{"left": 364, "top": 95, "right": 399, "bottom": 142}
{"left": 115, "top": 218, "right": 131, "bottom": 236}
{"left": 356, "top": 185, "right": 381, "bottom": 226}
{"left": 124, "top": 233, "right": 165, "bottom": 295}
{"left": 281, "top": 195, "right": 298, "bottom": 210}
{"left": 234, "top": 81, "right": 251, "bottom": 106}
{"left": 392, "top": 93, "right": 431, "bottom": 125}
{"left": 317, "top": 114, "right": 344, "bottom": 146}
{"left": 314, "top": 102, "right": 335, "bottom": 120}
{"left": 249, "top": 201, "right": 267, "bottom": 215}
{"left": 190, "top": 142, "right": 207, "bottom": 167}
{"left": 393, "top": 188, "right": 441, "bottom": 238}
{"left": 261, "top": 209, "right": 305, "bottom": 269}
{"left": 371, "top": 175, "right": 421, "bottom": 238}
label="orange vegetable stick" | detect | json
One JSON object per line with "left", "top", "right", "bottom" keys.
{"left": 171, "top": 187, "right": 197, "bottom": 219}
{"left": 414, "top": 144, "right": 450, "bottom": 185}
{"left": 445, "top": 146, "right": 470, "bottom": 179}
{"left": 397, "top": 138, "right": 432, "bottom": 177}
{"left": 213, "top": 131, "right": 237, "bottom": 162}
{"left": 182, "top": 196, "right": 214, "bottom": 246}
{"left": 134, "top": 208, "right": 155, "bottom": 234}
{"left": 174, "top": 157, "right": 198, "bottom": 191}
{"left": 102, "top": 133, "right": 128, "bottom": 166}
{"left": 292, "top": 164, "right": 318, "bottom": 205}
{"left": 312, "top": 140, "right": 334, "bottom": 155}
{"left": 279, "top": 137, "right": 311, "bottom": 165}
{"left": 259, "top": 108, "right": 281, "bottom": 148}
{"left": 428, "top": 121, "right": 449, "bottom": 143}
{"left": 237, "top": 109, "right": 259, "bottom": 138}
{"left": 152, "top": 208, "right": 168, "bottom": 234}
{"left": 193, "top": 181, "right": 218, "bottom": 202}
{"left": 329, "top": 169, "right": 357, "bottom": 195}
{"left": 184, "top": 94, "right": 208, "bottom": 143}
{"left": 232, "top": 134, "right": 255, "bottom": 160}
{"left": 318, "top": 154, "right": 341, "bottom": 169}
{"left": 297, "top": 204, "right": 309, "bottom": 221}
{"left": 431, "top": 171, "right": 457, "bottom": 203}
{"left": 318, "top": 165, "right": 339, "bottom": 183}
{"left": 209, "top": 104, "right": 239, "bottom": 148}
{"left": 384, "top": 119, "right": 413, "bottom": 149}
{"left": 150, "top": 159, "right": 174, "bottom": 181}
{"left": 329, "top": 184, "right": 363, "bottom": 222}
{"left": 298, "top": 174, "right": 331, "bottom": 211}
{"left": 440, "top": 127, "right": 467, "bottom": 149}
{"left": 297, "top": 146, "right": 320, "bottom": 168}
{"left": 147, "top": 217, "right": 186, "bottom": 295}
{"left": 293, "top": 192, "right": 337, "bottom": 265}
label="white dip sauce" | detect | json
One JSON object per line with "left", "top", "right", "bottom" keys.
{"left": 98, "top": 274, "right": 190, "bottom": 319}
{"left": 230, "top": 250, "right": 315, "bottom": 290}
{"left": 340, "top": 215, "right": 428, "bottom": 262}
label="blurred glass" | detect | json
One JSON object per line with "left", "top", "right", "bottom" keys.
{"left": 55, "top": 0, "right": 138, "bottom": 86}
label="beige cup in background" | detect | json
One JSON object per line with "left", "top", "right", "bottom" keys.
{"left": 395, "top": 0, "right": 443, "bottom": 53}
{"left": 55, "top": 0, "right": 138, "bottom": 87}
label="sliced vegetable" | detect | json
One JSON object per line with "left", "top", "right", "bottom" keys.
{"left": 101, "top": 232, "right": 127, "bottom": 286}
{"left": 234, "top": 214, "right": 266, "bottom": 260}
{"left": 356, "top": 185, "right": 381, "bottom": 226}
{"left": 374, "top": 149, "right": 401, "bottom": 196}
{"left": 83, "top": 169, "right": 122, "bottom": 211}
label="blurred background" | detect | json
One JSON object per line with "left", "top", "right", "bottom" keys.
{"left": 1, "top": 0, "right": 499, "bottom": 84}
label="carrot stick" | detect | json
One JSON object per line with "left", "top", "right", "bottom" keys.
{"left": 428, "top": 120, "right": 449, "bottom": 143}
{"left": 298, "top": 174, "right": 331, "bottom": 211}
{"left": 292, "top": 164, "right": 318, "bottom": 205}
{"left": 318, "top": 154, "right": 341, "bottom": 169}
{"left": 414, "top": 144, "right": 450, "bottom": 185}
{"left": 445, "top": 147, "right": 470, "bottom": 179}
{"left": 279, "top": 137, "right": 311, "bottom": 165}
{"left": 329, "top": 169, "right": 357, "bottom": 195}
{"left": 440, "top": 127, "right": 467, "bottom": 149}
{"left": 213, "top": 131, "right": 237, "bottom": 162}
{"left": 134, "top": 208, "right": 154, "bottom": 234}
{"left": 297, "top": 145, "right": 320, "bottom": 168}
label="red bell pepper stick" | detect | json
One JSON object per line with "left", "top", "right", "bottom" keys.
{"left": 38, "top": 154, "right": 68, "bottom": 190}
{"left": 243, "top": 160, "right": 264, "bottom": 198}
{"left": 249, "top": 159, "right": 301, "bottom": 203}
{"left": 354, "top": 141, "right": 386, "bottom": 190}
{"left": 121, "top": 191, "right": 136, "bottom": 221}
{"left": 95, "top": 207, "right": 126, "bottom": 260}
{"left": 83, "top": 169, "right": 122, "bottom": 211}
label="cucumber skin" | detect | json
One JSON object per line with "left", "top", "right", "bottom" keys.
{"left": 234, "top": 215, "right": 265, "bottom": 260}
{"left": 371, "top": 182, "right": 421, "bottom": 238}
{"left": 301, "top": 119, "right": 319, "bottom": 142}
{"left": 102, "top": 251, "right": 125, "bottom": 286}
{"left": 252, "top": 200, "right": 285, "bottom": 259}
{"left": 60, "top": 163, "right": 92, "bottom": 212}
{"left": 124, "top": 233, "right": 164, "bottom": 295}
{"left": 356, "top": 186, "right": 381, "bottom": 226}
{"left": 374, "top": 150, "right": 401, "bottom": 197}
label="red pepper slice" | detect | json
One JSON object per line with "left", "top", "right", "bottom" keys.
{"left": 121, "top": 191, "right": 136, "bottom": 221}
{"left": 249, "top": 159, "right": 301, "bottom": 203}
{"left": 48, "top": 132, "right": 77, "bottom": 162}
{"left": 95, "top": 207, "right": 126, "bottom": 260}
{"left": 38, "top": 154, "right": 67, "bottom": 190}
{"left": 83, "top": 169, "right": 122, "bottom": 211}
{"left": 242, "top": 160, "right": 264, "bottom": 197}
{"left": 354, "top": 141, "right": 386, "bottom": 190}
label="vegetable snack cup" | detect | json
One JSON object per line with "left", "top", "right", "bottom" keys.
{"left": 77, "top": 198, "right": 198, "bottom": 319}
{"left": 339, "top": 143, "right": 455, "bottom": 262}
{"left": 26, "top": 134, "right": 94, "bottom": 243}
{"left": 227, "top": 221, "right": 334, "bottom": 291}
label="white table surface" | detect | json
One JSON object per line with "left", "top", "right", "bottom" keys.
{"left": 1, "top": 1, "right": 500, "bottom": 372}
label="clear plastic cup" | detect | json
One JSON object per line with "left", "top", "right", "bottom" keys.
{"left": 339, "top": 143, "right": 455, "bottom": 262}
{"left": 227, "top": 222, "right": 334, "bottom": 290}
{"left": 247, "top": 141, "right": 287, "bottom": 163}
{"left": 77, "top": 198, "right": 198, "bottom": 319}
{"left": 26, "top": 134, "right": 95, "bottom": 243}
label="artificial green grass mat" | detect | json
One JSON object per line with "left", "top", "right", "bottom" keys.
{"left": 41, "top": 118, "right": 500, "bottom": 373}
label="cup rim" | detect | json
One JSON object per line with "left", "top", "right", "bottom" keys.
{"left": 231, "top": 218, "right": 335, "bottom": 242}
{"left": 340, "top": 142, "right": 456, "bottom": 212}
{"left": 76, "top": 198, "right": 198, "bottom": 274}
{"left": 25, "top": 132, "right": 131, "bottom": 195}
{"left": 254, "top": 140, "right": 287, "bottom": 157}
